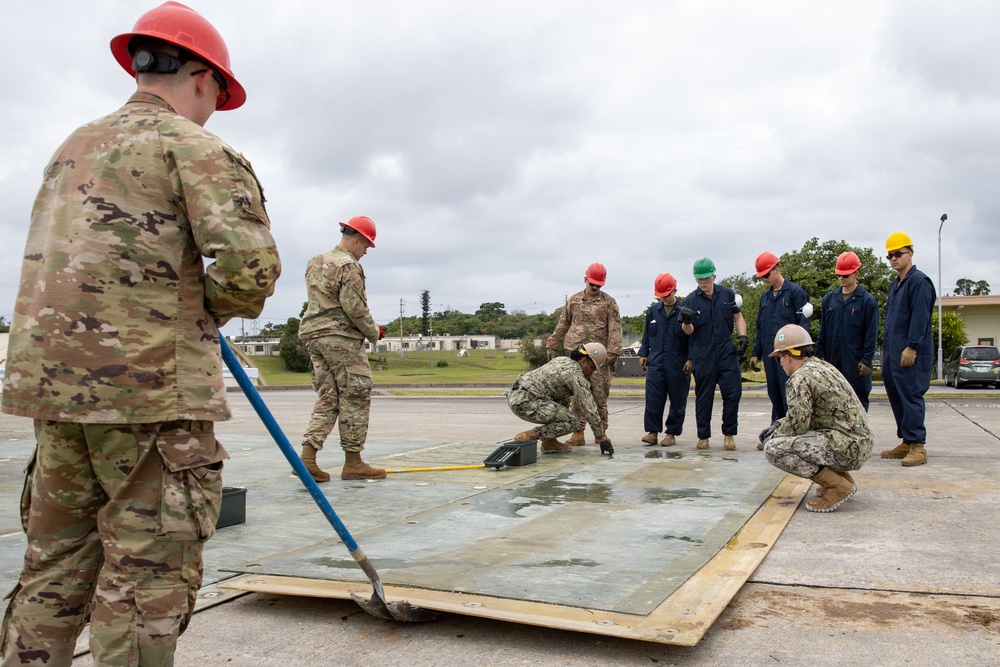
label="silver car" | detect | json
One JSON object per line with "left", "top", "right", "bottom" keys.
{"left": 944, "top": 345, "right": 1000, "bottom": 388}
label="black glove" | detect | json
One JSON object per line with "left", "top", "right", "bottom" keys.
{"left": 599, "top": 438, "right": 614, "bottom": 456}
{"left": 678, "top": 306, "right": 695, "bottom": 325}
{"left": 736, "top": 335, "right": 749, "bottom": 356}
{"left": 759, "top": 420, "right": 780, "bottom": 445}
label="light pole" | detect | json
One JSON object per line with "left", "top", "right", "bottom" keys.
{"left": 937, "top": 213, "right": 947, "bottom": 381}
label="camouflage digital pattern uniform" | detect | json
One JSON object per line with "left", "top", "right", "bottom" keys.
{"left": 299, "top": 245, "right": 380, "bottom": 454}
{"left": 0, "top": 92, "right": 280, "bottom": 666}
{"left": 546, "top": 290, "right": 622, "bottom": 430}
{"left": 508, "top": 357, "right": 606, "bottom": 440}
{"left": 763, "top": 357, "right": 874, "bottom": 478}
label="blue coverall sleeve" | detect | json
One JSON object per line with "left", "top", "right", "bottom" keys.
{"left": 752, "top": 292, "right": 764, "bottom": 358}
{"left": 907, "top": 277, "right": 936, "bottom": 349}
{"left": 792, "top": 285, "right": 810, "bottom": 328}
{"left": 814, "top": 291, "right": 832, "bottom": 358}
{"left": 862, "top": 295, "right": 879, "bottom": 366}
{"left": 638, "top": 305, "right": 653, "bottom": 357}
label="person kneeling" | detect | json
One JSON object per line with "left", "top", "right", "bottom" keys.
{"left": 508, "top": 343, "right": 613, "bottom": 454}
{"left": 759, "top": 325, "right": 874, "bottom": 513}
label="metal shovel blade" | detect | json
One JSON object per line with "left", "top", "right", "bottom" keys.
{"left": 350, "top": 548, "right": 444, "bottom": 622}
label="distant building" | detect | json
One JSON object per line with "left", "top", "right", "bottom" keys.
{"left": 934, "top": 294, "right": 1000, "bottom": 345}
{"left": 938, "top": 295, "right": 1000, "bottom": 346}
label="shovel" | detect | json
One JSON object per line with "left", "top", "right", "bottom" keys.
{"left": 219, "top": 337, "right": 442, "bottom": 622}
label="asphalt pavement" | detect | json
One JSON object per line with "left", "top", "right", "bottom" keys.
{"left": 0, "top": 386, "right": 997, "bottom": 667}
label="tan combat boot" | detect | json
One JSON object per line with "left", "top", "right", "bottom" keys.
{"left": 514, "top": 429, "right": 539, "bottom": 441}
{"left": 641, "top": 432, "right": 658, "bottom": 446}
{"left": 806, "top": 467, "right": 856, "bottom": 513}
{"left": 565, "top": 431, "right": 586, "bottom": 446}
{"left": 299, "top": 444, "right": 330, "bottom": 483}
{"left": 723, "top": 435, "right": 736, "bottom": 450}
{"left": 815, "top": 470, "right": 856, "bottom": 496}
{"left": 697, "top": 438, "right": 710, "bottom": 449}
{"left": 881, "top": 441, "right": 910, "bottom": 459}
{"left": 341, "top": 451, "right": 387, "bottom": 480}
{"left": 901, "top": 444, "right": 927, "bottom": 467}
{"left": 660, "top": 434, "right": 676, "bottom": 447}
{"left": 540, "top": 437, "right": 572, "bottom": 453}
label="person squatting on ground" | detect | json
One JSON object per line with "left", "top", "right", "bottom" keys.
{"left": 759, "top": 325, "right": 874, "bottom": 513}
{"left": 638, "top": 273, "right": 692, "bottom": 447}
{"left": 749, "top": 251, "right": 811, "bottom": 423}
{"left": 879, "top": 231, "right": 936, "bottom": 467}
{"left": 298, "top": 216, "right": 387, "bottom": 482}
{"left": 0, "top": 3, "right": 281, "bottom": 665}
{"left": 546, "top": 263, "right": 623, "bottom": 445}
{"left": 680, "top": 258, "right": 748, "bottom": 451}
{"left": 509, "top": 344, "right": 613, "bottom": 454}
{"left": 815, "top": 251, "right": 880, "bottom": 411}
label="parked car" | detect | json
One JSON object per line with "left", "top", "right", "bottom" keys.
{"left": 871, "top": 350, "right": 881, "bottom": 371}
{"left": 944, "top": 345, "right": 1000, "bottom": 388}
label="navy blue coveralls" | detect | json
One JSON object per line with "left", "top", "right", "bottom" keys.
{"left": 638, "top": 299, "right": 691, "bottom": 436}
{"left": 751, "top": 279, "right": 809, "bottom": 421}
{"left": 882, "top": 265, "right": 935, "bottom": 444}
{"left": 683, "top": 284, "right": 742, "bottom": 440}
{"left": 815, "top": 284, "right": 879, "bottom": 410}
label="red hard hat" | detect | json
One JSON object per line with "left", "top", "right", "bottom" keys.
{"left": 110, "top": 1, "right": 247, "bottom": 111}
{"left": 755, "top": 251, "right": 780, "bottom": 277}
{"left": 835, "top": 251, "right": 862, "bottom": 275}
{"left": 585, "top": 262, "right": 607, "bottom": 286}
{"left": 653, "top": 273, "right": 677, "bottom": 297}
{"left": 341, "top": 216, "right": 377, "bottom": 247}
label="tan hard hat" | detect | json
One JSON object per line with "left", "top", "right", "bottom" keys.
{"left": 769, "top": 324, "right": 813, "bottom": 357}
{"left": 579, "top": 342, "right": 607, "bottom": 367}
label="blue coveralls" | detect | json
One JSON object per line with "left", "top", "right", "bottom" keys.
{"left": 684, "top": 285, "right": 742, "bottom": 440}
{"left": 815, "top": 284, "right": 879, "bottom": 410}
{"left": 751, "top": 279, "right": 809, "bottom": 422}
{"left": 638, "top": 299, "right": 691, "bottom": 435}
{"left": 882, "top": 265, "right": 935, "bottom": 444}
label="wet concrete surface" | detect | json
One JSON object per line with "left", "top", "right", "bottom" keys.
{"left": 0, "top": 389, "right": 997, "bottom": 666}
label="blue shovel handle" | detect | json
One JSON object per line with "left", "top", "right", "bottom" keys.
{"left": 220, "top": 337, "right": 359, "bottom": 553}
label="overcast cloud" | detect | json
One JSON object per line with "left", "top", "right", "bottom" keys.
{"left": 2, "top": 1, "right": 998, "bottom": 336}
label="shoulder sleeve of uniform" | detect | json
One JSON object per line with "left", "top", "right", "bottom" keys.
{"left": 165, "top": 123, "right": 280, "bottom": 324}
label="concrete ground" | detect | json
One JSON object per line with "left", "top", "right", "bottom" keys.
{"left": 0, "top": 385, "right": 998, "bottom": 666}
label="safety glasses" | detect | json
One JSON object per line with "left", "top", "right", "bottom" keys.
{"left": 886, "top": 250, "right": 911, "bottom": 260}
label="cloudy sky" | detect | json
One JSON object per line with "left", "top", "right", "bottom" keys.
{"left": 2, "top": 1, "right": 998, "bottom": 337}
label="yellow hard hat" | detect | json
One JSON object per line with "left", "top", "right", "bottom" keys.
{"left": 885, "top": 231, "right": 914, "bottom": 252}
{"left": 768, "top": 324, "right": 814, "bottom": 358}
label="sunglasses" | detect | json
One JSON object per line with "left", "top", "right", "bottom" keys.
{"left": 886, "top": 250, "right": 910, "bottom": 260}
{"left": 587, "top": 282, "right": 602, "bottom": 289}
{"left": 190, "top": 68, "right": 231, "bottom": 110}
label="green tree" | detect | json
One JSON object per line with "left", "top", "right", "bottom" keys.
{"left": 475, "top": 302, "right": 506, "bottom": 321}
{"left": 932, "top": 310, "right": 968, "bottom": 367}
{"left": 520, "top": 334, "right": 549, "bottom": 369}
{"left": 420, "top": 290, "right": 431, "bottom": 335}
{"left": 277, "top": 317, "right": 311, "bottom": 373}
{"left": 954, "top": 278, "right": 991, "bottom": 296}
{"left": 0, "top": 315, "right": 8, "bottom": 334}
{"left": 259, "top": 321, "right": 286, "bottom": 337}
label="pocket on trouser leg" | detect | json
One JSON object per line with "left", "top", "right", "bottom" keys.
{"left": 18, "top": 449, "right": 37, "bottom": 533}
{"left": 344, "top": 361, "right": 373, "bottom": 399}
{"left": 155, "top": 433, "right": 226, "bottom": 542}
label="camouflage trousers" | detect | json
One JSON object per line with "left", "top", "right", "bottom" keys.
{"left": 570, "top": 363, "right": 610, "bottom": 432}
{"left": 764, "top": 431, "right": 862, "bottom": 479}
{"left": 302, "top": 337, "right": 372, "bottom": 453}
{"left": 508, "top": 389, "right": 585, "bottom": 439}
{"left": 0, "top": 420, "right": 226, "bottom": 667}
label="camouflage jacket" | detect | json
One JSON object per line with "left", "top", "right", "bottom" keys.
{"left": 2, "top": 93, "right": 280, "bottom": 424}
{"left": 774, "top": 357, "right": 874, "bottom": 461}
{"left": 299, "top": 246, "right": 379, "bottom": 345}
{"left": 546, "top": 290, "right": 623, "bottom": 354}
{"left": 517, "top": 357, "right": 605, "bottom": 438}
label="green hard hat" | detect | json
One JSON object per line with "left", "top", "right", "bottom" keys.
{"left": 693, "top": 257, "right": 716, "bottom": 279}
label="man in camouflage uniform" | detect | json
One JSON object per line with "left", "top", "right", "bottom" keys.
{"left": 759, "top": 325, "right": 874, "bottom": 513}
{"left": 0, "top": 4, "right": 280, "bottom": 666}
{"left": 299, "top": 216, "right": 386, "bottom": 482}
{"left": 509, "top": 343, "right": 613, "bottom": 453}
{"left": 546, "top": 262, "right": 623, "bottom": 445}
